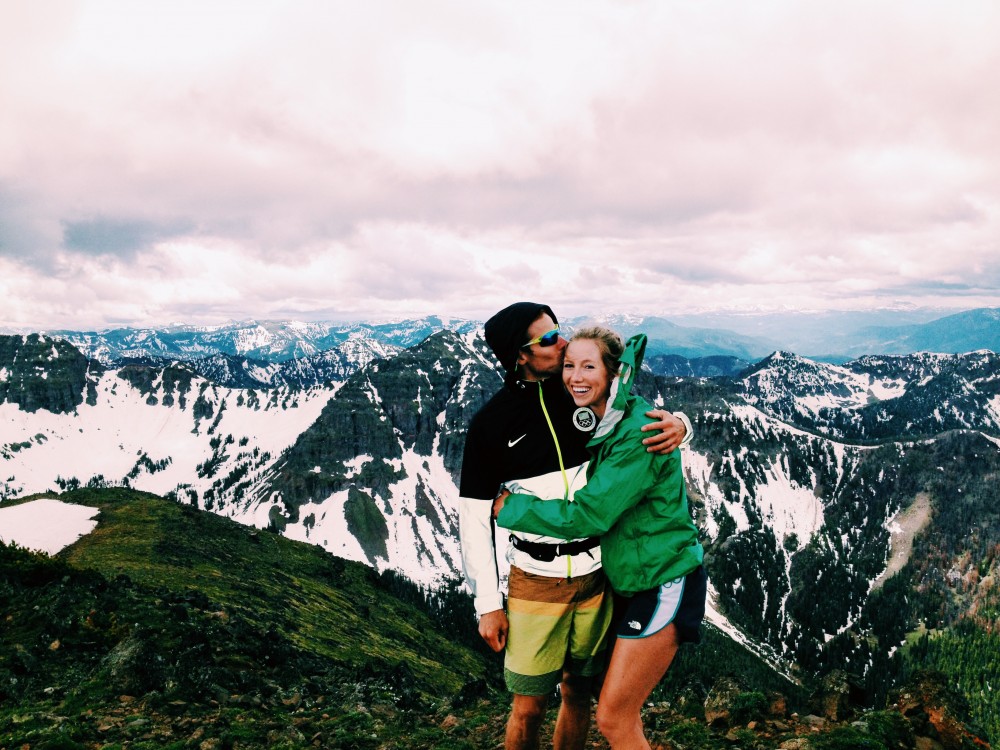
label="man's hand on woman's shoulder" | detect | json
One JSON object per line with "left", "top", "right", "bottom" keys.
{"left": 641, "top": 409, "right": 691, "bottom": 454}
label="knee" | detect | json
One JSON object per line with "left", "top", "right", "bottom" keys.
{"left": 595, "top": 703, "right": 630, "bottom": 743}
{"left": 511, "top": 695, "right": 548, "bottom": 729}
{"left": 559, "top": 675, "right": 593, "bottom": 709}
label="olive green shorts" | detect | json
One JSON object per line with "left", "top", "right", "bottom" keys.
{"left": 504, "top": 566, "right": 613, "bottom": 696}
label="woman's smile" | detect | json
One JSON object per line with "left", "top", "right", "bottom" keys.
{"left": 562, "top": 339, "right": 611, "bottom": 418}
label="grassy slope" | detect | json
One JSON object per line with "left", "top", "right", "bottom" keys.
{"left": 1, "top": 488, "right": 493, "bottom": 749}
{"left": 57, "top": 488, "right": 480, "bottom": 686}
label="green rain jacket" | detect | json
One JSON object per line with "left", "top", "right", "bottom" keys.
{"left": 496, "top": 333, "right": 703, "bottom": 596}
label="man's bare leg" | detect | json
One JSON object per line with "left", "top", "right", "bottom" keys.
{"left": 506, "top": 693, "right": 548, "bottom": 750}
{"left": 552, "top": 673, "right": 594, "bottom": 750}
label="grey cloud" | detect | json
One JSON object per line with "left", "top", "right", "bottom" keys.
{"left": 340, "top": 242, "right": 490, "bottom": 302}
{"left": 0, "top": 220, "right": 49, "bottom": 263}
{"left": 0, "top": 186, "right": 60, "bottom": 265}
{"left": 62, "top": 217, "right": 195, "bottom": 257}
{"left": 875, "top": 277, "right": 1000, "bottom": 296}
{"left": 627, "top": 244, "right": 764, "bottom": 286}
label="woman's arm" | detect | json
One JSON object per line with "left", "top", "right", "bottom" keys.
{"left": 496, "top": 432, "right": 680, "bottom": 539}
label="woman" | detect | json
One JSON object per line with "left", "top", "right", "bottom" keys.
{"left": 492, "top": 326, "right": 706, "bottom": 750}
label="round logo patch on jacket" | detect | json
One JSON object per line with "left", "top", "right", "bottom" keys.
{"left": 573, "top": 407, "right": 596, "bottom": 431}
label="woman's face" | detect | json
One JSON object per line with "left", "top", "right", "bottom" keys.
{"left": 562, "top": 338, "right": 612, "bottom": 417}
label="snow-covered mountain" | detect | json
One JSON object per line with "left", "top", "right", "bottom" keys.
{"left": 739, "top": 350, "right": 1000, "bottom": 440}
{"left": 3, "top": 330, "right": 999, "bottom": 691}
{"left": 47, "top": 317, "right": 475, "bottom": 365}
{"left": 46, "top": 313, "right": 770, "bottom": 366}
{"left": 115, "top": 339, "right": 404, "bottom": 391}
{"left": 0, "top": 331, "right": 497, "bottom": 590}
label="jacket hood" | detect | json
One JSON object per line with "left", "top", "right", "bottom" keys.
{"left": 591, "top": 333, "right": 646, "bottom": 443}
{"left": 484, "top": 301, "right": 558, "bottom": 384}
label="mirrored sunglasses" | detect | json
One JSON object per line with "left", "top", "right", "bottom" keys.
{"left": 522, "top": 327, "right": 560, "bottom": 348}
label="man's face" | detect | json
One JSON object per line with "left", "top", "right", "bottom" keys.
{"left": 516, "top": 312, "right": 568, "bottom": 381}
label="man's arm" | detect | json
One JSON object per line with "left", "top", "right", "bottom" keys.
{"left": 458, "top": 422, "right": 508, "bottom": 652}
{"left": 641, "top": 409, "right": 693, "bottom": 454}
{"left": 458, "top": 496, "right": 508, "bottom": 652}
{"left": 477, "top": 609, "right": 508, "bottom": 652}
{"left": 458, "top": 495, "right": 504, "bottom": 614}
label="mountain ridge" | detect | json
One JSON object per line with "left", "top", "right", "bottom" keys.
{"left": 11, "top": 306, "right": 997, "bottom": 366}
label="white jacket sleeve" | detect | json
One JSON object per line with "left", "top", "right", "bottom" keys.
{"left": 675, "top": 411, "right": 694, "bottom": 447}
{"left": 458, "top": 494, "right": 504, "bottom": 617}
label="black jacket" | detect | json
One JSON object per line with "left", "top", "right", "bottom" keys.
{"left": 459, "top": 376, "right": 589, "bottom": 500}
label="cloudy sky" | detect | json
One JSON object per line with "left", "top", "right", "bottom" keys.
{"left": 2, "top": 0, "right": 999, "bottom": 330}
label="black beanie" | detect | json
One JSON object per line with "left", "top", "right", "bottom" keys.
{"left": 484, "top": 302, "right": 558, "bottom": 380}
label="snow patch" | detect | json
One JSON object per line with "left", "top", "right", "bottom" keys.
{"left": 759, "top": 457, "right": 824, "bottom": 546}
{"left": 0, "top": 370, "right": 334, "bottom": 502}
{"left": 0, "top": 499, "right": 100, "bottom": 555}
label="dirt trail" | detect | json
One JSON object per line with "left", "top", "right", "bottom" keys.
{"left": 872, "top": 492, "right": 932, "bottom": 591}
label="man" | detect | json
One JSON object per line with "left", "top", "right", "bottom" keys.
{"left": 459, "top": 302, "right": 691, "bottom": 750}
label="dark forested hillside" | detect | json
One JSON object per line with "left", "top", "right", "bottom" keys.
{"left": 648, "top": 366, "right": 1000, "bottom": 745}
{"left": 0, "top": 334, "right": 103, "bottom": 413}
{"left": 263, "top": 331, "right": 498, "bottom": 526}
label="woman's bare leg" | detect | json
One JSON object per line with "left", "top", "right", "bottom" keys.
{"left": 594, "top": 623, "right": 680, "bottom": 749}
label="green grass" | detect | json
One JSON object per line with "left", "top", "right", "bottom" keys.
{"left": 52, "top": 488, "right": 483, "bottom": 691}
{"left": 1, "top": 488, "right": 496, "bottom": 748}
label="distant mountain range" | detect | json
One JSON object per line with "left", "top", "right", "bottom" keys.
{"left": 41, "top": 317, "right": 475, "bottom": 365}
{"left": 594, "top": 307, "right": 1000, "bottom": 361}
{"left": 666, "top": 306, "right": 1000, "bottom": 359}
{"left": 10, "top": 306, "right": 997, "bottom": 369}
{"left": 834, "top": 307, "right": 1000, "bottom": 360}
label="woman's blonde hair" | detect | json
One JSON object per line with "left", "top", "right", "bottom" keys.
{"left": 571, "top": 325, "right": 624, "bottom": 376}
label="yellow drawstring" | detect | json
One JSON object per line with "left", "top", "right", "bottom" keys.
{"left": 538, "top": 384, "right": 573, "bottom": 577}
{"left": 538, "top": 384, "right": 569, "bottom": 499}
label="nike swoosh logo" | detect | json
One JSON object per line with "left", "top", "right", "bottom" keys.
{"left": 508, "top": 434, "right": 527, "bottom": 448}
